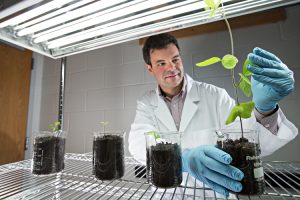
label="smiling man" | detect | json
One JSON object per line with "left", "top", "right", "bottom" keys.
{"left": 128, "top": 33, "right": 298, "bottom": 197}
{"left": 146, "top": 42, "right": 184, "bottom": 97}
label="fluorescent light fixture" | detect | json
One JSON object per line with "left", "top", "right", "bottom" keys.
{"left": 0, "top": 0, "right": 299, "bottom": 58}
{"left": 32, "top": 0, "right": 173, "bottom": 43}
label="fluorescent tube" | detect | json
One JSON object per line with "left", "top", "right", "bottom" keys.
{"left": 17, "top": 0, "right": 127, "bottom": 36}
{"left": 46, "top": 1, "right": 214, "bottom": 49}
{"left": 0, "top": 0, "right": 76, "bottom": 28}
{"left": 33, "top": 0, "right": 177, "bottom": 43}
{"left": 14, "top": 0, "right": 96, "bottom": 30}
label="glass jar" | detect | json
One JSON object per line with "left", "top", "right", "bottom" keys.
{"left": 144, "top": 131, "right": 182, "bottom": 188}
{"left": 93, "top": 131, "right": 125, "bottom": 180}
{"left": 216, "top": 129, "right": 265, "bottom": 195}
{"left": 31, "top": 131, "right": 67, "bottom": 175}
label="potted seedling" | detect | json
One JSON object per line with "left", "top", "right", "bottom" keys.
{"left": 93, "top": 121, "right": 125, "bottom": 180}
{"left": 144, "top": 131, "right": 182, "bottom": 188}
{"left": 195, "top": 0, "right": 265, "bottom": 195}
{"left": 32, "top": 121, "right": 66, "bottom": 175}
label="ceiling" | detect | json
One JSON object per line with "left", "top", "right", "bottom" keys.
{"left": 0, "top": 0, "right": 299, "bottom": 59}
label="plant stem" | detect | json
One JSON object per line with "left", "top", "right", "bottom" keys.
{"left": 220, "top": 2, "right": 244, "bottom": 137}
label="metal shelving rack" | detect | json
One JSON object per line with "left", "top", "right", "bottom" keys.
{"left": 0, "top": 153, "right": 299, "bottom": 199}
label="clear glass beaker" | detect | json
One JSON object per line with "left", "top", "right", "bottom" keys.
{"left": 144, "top": 131, "right": 182, "bottom": 188}
{"left": 216, "top": 129, "right": 265, "bottom": 195}
{"left": 93, "top": 131, "right": 125, "bottom": 180}
{"left": 31, "top": 131, "right": 67, "bottom": 175}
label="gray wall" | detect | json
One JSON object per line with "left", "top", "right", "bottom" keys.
{"left": 36, "top": 5, "right": 300, "bottom": 161}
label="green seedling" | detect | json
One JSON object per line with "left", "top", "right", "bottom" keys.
{"left": 145, "top": 131, "right": 160, "bottom": 139}
{"left": 197, "top": 0, "right": 256, "bottom": 127}
{"left": 145, "top": 130, "right": 161, "bottom": 144}
{"left": 49, "top": 121, "right": 60, "bottom": 133}
{"left": 100, "top": 121, "right": 109, "bottom": 133}
{"left": 204, "top": 0, "right": 221, "bottom": 17}
{"left": 49, "top": 121, "right": 61, "bottom": 136}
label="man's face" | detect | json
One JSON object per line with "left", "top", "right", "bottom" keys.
{"left": 146, "top": 44, "right": 184, "bottom": 96}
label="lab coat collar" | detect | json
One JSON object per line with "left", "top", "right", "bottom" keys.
{"left": 185, "top": 74, "right": 201, "bottom": 102}
{"left": 151, "top": 74, "right": 201, "bottom": 132}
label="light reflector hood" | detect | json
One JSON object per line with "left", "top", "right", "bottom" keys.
{"left": 0, "top": 0, "right": 299, "bottom": 59}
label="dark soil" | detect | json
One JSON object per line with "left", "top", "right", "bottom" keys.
{"left": 146, "top": 148, "right": 150, "bottom": 181}
{"left": 93, "top": 135, "right": 124, "bottom": 180}
{"left": 55, "top": 137, "right": 66, "bottom": 172}
{"left": 32, "top": 136, "right": 66, "bottom": 175}
{"left": 217, "top": 138, "right": 265, "bottom": 195}
{"left": 150, "top": 142, "right": 182, "bottom": 188}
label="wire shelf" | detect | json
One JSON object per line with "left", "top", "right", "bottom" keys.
{"left": 0, "top": 153, "right": 299, "bottom": 199}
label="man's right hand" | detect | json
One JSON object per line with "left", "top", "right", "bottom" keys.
{"left": 182, "top": 145, "right": 244, "bottom": 198}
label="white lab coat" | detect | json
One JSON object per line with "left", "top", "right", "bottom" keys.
{"left": 128, "top": 74, "right": 298, "bottom": 165}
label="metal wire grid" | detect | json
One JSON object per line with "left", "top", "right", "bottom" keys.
{"left": 0, "top": 153, "right": 299, "bottom": 200}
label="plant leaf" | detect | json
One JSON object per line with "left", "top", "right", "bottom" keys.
{"left": 239, "top": 101, "right": 255, "bottom": 118}
{"left": 226, "top": 106, "right": 243, "bottom": 125}
{"left": 49, "top": 121, "right": 60, "bottom": 132}
{"left": 239, "top": 73, "right": 252, "bottom": 97}
{"left": 154, "top": 132, "right": 160, "bottom": 139}
{"left": 49, "top": 124, "right": 54, "bottom": 131}
{"left": 204, "top": 0, "right": 216, "bottom": 8}
{"left": 210, "top": 0, "right": 221, "bottom": 16}
{"left": 221, "top": 54, "right": 238, "bottom": 69}
{"left": 100, "top": 121, "right": 109, "bottom": 133}
{"left": 203, "top": 0, "right": 221, "bottom": 17}
{"left": 196, "top": 57, "right": 221, "bottom": 67}
{"left": 225, "top": 101, "right": 255, "bottom": 124}
{"left": 100, "top": 121, "right": 109, "bottom": 126}
{"left": 243, "top": 59, "right": 253, "bottom": 76}
{"left": 145, "top": 131, "right": 160, "bottom": 139}
{"left": 54, "top": 121, "right": 60, "bottom": 127}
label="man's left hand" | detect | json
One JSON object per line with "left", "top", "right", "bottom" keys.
{"left": 247, "top": 47, "right": 294, "bottom": 113}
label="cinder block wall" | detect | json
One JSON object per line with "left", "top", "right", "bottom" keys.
{"left": 39, "top": 5, "right": 300, "bottom": 161}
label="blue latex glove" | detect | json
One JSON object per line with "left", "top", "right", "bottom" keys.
{"left": 247, "top": 47, "right": 294, "bottom": 112}
{"left": 182, "top": 145, "right": 244, "bottom": 198}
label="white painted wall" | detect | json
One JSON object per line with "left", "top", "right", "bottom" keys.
{"left": 27, "top": 4, "right": 300, "bottom": 161}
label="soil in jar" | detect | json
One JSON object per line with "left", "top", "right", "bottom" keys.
{"left": 32, "top": 136, "right": 65, "bottom": 175}
{"left": 93, "top": 135, "right": 124, "bottom": 180}
{"left": 217, "top": 137, "right": 265, "bottom": 195}
{"left": 150, "top": 142, "right": 182, "bottom": 188}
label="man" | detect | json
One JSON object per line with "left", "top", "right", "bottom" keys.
{"left": 128, "top": 33, "right": 298, "bottom": 197}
